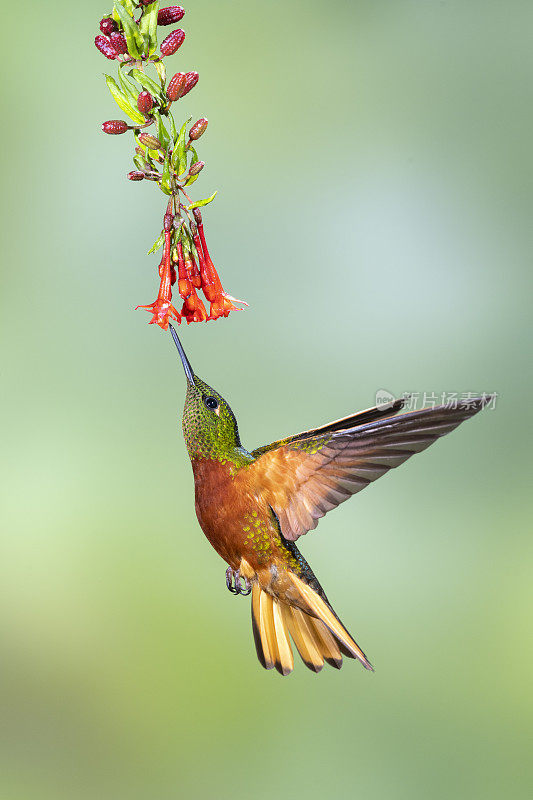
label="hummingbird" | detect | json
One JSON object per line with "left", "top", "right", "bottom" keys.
{"left": 169, "top": 325, "right": 491, "bottom": 676}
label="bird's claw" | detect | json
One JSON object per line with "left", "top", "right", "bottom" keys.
{"left": 226, "top": 567, "right": 252, "bottom": 597}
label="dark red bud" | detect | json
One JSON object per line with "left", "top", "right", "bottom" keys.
{"left": 128, "top": 171, "right": 145, "bottom": 181}
{"left": 164, "top": 213, "right": 174, "bottom": 232}
{"left": 94, "top": 35, "right": 118, "bottom": 60}
{"left": 109, "top": 32, "right": 128, "bottom": 55}
{"left": 166, "top": 72, "right": 187, "bottom": 101}
{"left": 189, "top": 118, "right": 208, "bottom": 141}
{"left": 181, "top": 71, "right": 199, "bottom": 98}
{"left": 158, "top": 6, "right": 185, "bottom": 25}
{"left": 138, "top": 133, "right": 163, "bottom": 150}
{"left": 188, "top": 160, "right": 205, "bottom": 176}
{"left": 102, "top": 119, "right": 129, "bottom": 135}
{"left": 99, "top": 18, "right": 117, "bottom": 36}
{"left": 137, "top": 91, "right": 154, "bottom": 115}
{"left": 160, "top": 29, "right": 186, "bottom": 56}
{"left": 193, "top": 208, "right": 202, "bottom": 224}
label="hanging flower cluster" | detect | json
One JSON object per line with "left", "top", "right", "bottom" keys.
{"left": 95, "top": 1, "right": 247, "bottom": 329}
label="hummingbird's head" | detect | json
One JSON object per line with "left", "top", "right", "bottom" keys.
{"left": 169, "top": 325, "right": 242, "bottom": 461}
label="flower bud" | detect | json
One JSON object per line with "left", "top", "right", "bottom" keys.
{"left": 94, "top": 35, "right": 118, "bottom": 60}
{"left": 100, "top": 18, "right": 117, "bottom": 36}
{"left": 166, "top": 72, "right": 187, "bottom": 101}
{"left": 110, "top": 32, "right": 128, "bottom": 55}
{"left": 189, "top": 118, "right": 208, "bottom": 141}
{"left": 193, "top": 208, "right": 202, "bottom": 224}
{"left": 137, "top": 91, "right": 154, "bottom": 115}
{"left": 102, "top": 120, "right": 129, "bottom": 135}
{"left": 128, "top": 171, "right": 145, "bottom": 181}
{"left": 160, "top": 29, "right": 186, "bottom": 56}
{"left": 181, "top": 71, "right": 199, "bottom": 98}
{"left": 158, "top": 6, "right": 185, "bottom": 25}
{"left": 188, "top": 160, "right": 205, "bottom": 177}
{"left": 138, "top": 133, "right": 163, "bottom": 150}
{"left": 164, "top": 213, "right": 174, "bottom": 232}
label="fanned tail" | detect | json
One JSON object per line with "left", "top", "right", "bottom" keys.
{"left": 251, "top": 585, "right": 294, "bottom": 675}
{"left": 250, "top": 572, "right": 373, "bottom": 676}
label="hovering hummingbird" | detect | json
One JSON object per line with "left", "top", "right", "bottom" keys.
{"left": 169, "top": 325, "right": 490, "bottom": 676}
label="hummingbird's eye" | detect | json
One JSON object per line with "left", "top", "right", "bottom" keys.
{"left": 203, "top": 395, "right": 219, "bottom": 410}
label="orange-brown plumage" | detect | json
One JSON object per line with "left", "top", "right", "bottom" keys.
{"left": 169, "top": 325, "right": 492, "bottom": 676}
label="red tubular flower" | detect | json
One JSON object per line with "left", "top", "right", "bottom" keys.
{"left": 176, "top": 241, "right": 192, "bottom": 300}
{"left": 184, "top": 247, "right": 202, "bottom": 289}
{"left": 207, "top": 293, "right": 248, "bottom": 320}
{"left": 192, "top": 211, "right": 248, "bottom": 318}
{"left": 181, "top": 294, "right": 208, "bottom": 324}
{"left": 136, "top": 230, "right": 181, "bottom": 329}
{"left": 173, "top": 239, "right": 208, "bottom": 323}
{"left": 190, "top": 216, "right": 221, "bottom": 302}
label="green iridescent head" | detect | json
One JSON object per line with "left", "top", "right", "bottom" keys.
{"left": 169, "top": 325, "right": 242, "bottom": 461}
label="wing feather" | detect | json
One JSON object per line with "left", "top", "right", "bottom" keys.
{"left": 249, "top": 398, "right": 491, "bottom": 542}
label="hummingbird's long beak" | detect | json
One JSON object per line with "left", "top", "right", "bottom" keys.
{"left": 169, "top": 324, "right": 195, "bottom": 385}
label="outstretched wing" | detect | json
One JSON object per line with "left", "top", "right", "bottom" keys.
{"left": 251, "top": 398, "right": 406, "bottom": 459}
{"left": 249, "top": 398, "right": 491, "bottom": 542}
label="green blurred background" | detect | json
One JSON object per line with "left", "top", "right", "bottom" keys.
{"left": 1, "top": 0, "right": 532, "bottom": 797}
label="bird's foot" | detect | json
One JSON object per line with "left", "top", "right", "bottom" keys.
{"left": 226, "top": 567, "right": 252, "bottom": 597}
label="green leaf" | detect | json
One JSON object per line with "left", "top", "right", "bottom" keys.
{"left": 161, "top": 152, "right": 173, "bottom": 195}
{"left": 169, "top": 111, "right": 178, "bottom": 143}
{"left": 114, "top": 1, "right": 144, "bottom": 59}
{"left": 139, "top": 2, "right": 159, "bottom": 56}
{"left": 183, "top": 145, "right": 200, "bottom": 186}
{"left": 154, "top": 111, "right": 170, "bottom": 151}
{"left": 117, "top": 65, "right": 139, "bottom": 103}
{"left": 171, "top": 117, "right": 191, "bottom": 176}
{"left": 181, "top": 232, "right": 190, "bottom": 256}
{"left": 129, "top": 68, "right": 163, "bottom": 101}
{"left": 148, "top": 232, "right": 164, "bottom": 255}
{"left": 112, "top": 1, "right": 135, "bottom": 23}
{"left": 184, "top": 173, "right": 200, "bottom": 188}
{"left": 184, "top": 174, "right": 200, "bottom": 187}
{"left": 154, "top": 60, "right": 166, "bottom": 86}
{"left": 187, "top": 191, "right": 218, "bottom": 211}
{"left": 105, "top": 75, "right": 145, "bottom": 124}
{"left": 133, "top": 155, "right": 145, "bottom": 170}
